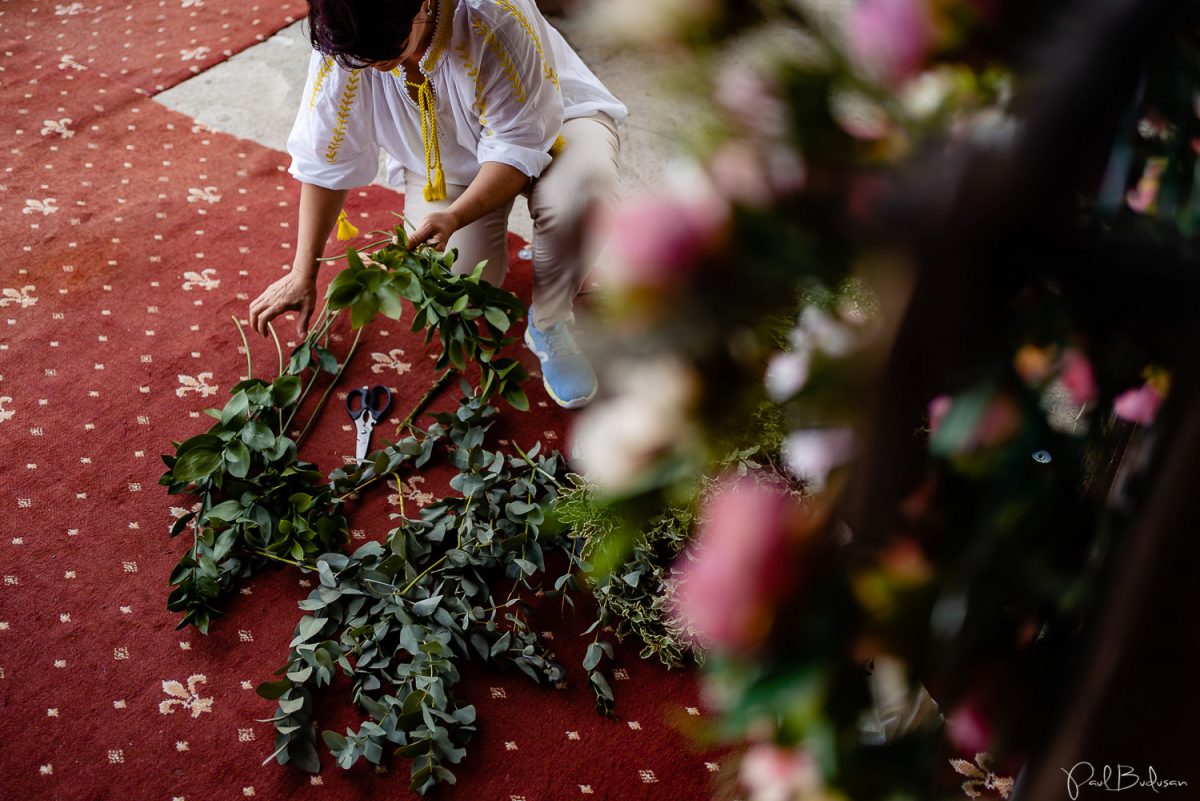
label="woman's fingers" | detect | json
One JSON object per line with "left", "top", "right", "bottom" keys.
{"left": 297, "top": 298, "right": 314, "bottom": 339}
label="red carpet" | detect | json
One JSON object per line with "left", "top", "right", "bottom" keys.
{"left": 0, "top": 33, "right": 723, "bottom": 801}
{"left": 0, "top": 0, "right": 306, "bottom": 95}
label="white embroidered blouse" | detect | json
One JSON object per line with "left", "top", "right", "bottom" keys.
{"left": 286, "top": 0, "right": 627, "bottom": 193}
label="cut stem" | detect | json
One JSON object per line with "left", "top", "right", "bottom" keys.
{"left": 399, "top": 368, "right": 455, "bottom": 432}
{"left": 232, "top": 315, "right": 253, "bottom": 382}
{"left": 296, "top": 326, "right": 365, "bottom": 447}
{"left": 249, "top": 548, "right": 312, "bottom": 569}
{"left": 316, "top": 236, "right": 392, "bottom": 261}
{"left": 401, "top": 553, "right": 448, "bottom": 595}
{"left": 512, "top": 440, "right": 564, "bottom": 488}
{"left": 268, "top": 321, "right": 284, "bottom": 376}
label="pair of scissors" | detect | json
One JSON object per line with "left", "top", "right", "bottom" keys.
{"left": 346, "top": 385, "right": 393, "bottom": 462}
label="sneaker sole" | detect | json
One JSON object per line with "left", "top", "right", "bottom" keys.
{"left": 524, "top": 326, "right": 597, "bottom": 410}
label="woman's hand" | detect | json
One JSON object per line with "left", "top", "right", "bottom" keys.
{"left": 248, "top": 268, "right": 318, "bottom": 339}
{"left": 408, "top": 210, "right": 461, "bottom": 251}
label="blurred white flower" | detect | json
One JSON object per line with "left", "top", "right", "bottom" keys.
{"left": 830, "top": 87, "right": 894, "bottom": 140}
{"left": 765, "top": 350, "right": 812, "bottom": 402}
{"left": 570, "top": 357, "right": 698, "bottom": 492}
{"left": 782, "top": 428, "right": 856, "bottom": 490}
{"left": 899, "top": 69, "right": 955, "bottom": 120}
{"left": 740, "top": 744, "right": 830, "bottom": 801}
{"left": 799, "top": 307, "right": 857, "bottom": 357}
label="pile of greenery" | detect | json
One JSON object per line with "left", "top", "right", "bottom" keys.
{"left": 161, "top": 229, "right": 707, "bottom": 792}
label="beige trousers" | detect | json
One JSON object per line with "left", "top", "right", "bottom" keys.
{"left": 403, "top": 113, "right": 620, "bottom": 329}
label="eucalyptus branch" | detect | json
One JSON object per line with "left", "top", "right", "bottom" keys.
{"left": 512, "top": 440, "right": 565, "bottom": 488}
{"left": 399, "top": 368, "right": 455, "bottom": 433}
{"left": 296, "top": 326, "right": 365, "bottom": 447}
{"left": 250, "top": 549, "right": 313, "bottom": 570}
{"left": 315, "top": 236, "right": 393, "bottom": 260}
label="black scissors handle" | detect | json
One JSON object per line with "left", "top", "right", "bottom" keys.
{"left": 346, "top": 385, "right": 393, "bottom": 422}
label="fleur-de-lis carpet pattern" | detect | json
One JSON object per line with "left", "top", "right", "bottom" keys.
{"left": 0, "top": 14, "right": 723, "bottom": 801}
{"left": 0, "top": 0, "right": 306, "bottom": 94}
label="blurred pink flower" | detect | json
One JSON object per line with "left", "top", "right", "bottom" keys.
{"left": 596, "top": 190, "right": 728, "bottom": 291}
{"left": 1126, "top": 157, "right": 1166, "bottom": 214}
{"left": 946, "top": 702, "right": 993, "bottom": 755}
{"left": 1060, "top": 348, "right": 1097, "bottom": 405}
{"left": 1114, "top": 384, "right": 1162, "bottom": 425}
{"left": 929, "top": 392, "right": 1021, "bottom": 455}
{"left": 973, "top": 395, "right": 1020, "bottom": 447}
{"left": 710, "top": 141, "right": 774, "bottom": 207}
{"left": 714, "top": 65, "right": 788, "bottom": 139}
{"left": 740, "top": 744, "right": 825, "bottom": 801}
{"left": 846, "top": 0, "right": 935, "bottom": 87}
{"left": 928, "top": 394, "right": 952, "bottom": 434}
{"left": 673, "top": 477, "right": 798, "bottom": 651}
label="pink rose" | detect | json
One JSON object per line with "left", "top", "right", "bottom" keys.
{"left": 946, "top": 701, "right": 993, "bottom": 755}
{"left": 710, "top": 141, "right": 773, "bottom": 207}
{"left": 1126, "top": 157, "right": 1166, "bottom": 214}
{"left": 1060, "top": 348, "right": 1097, "bottom": 405}
{"left": 973, "top": 395, "right": 1020, "bottom": 447}
{"left": 928, "top": 394, "right": 952, "bottom": 434}
{"left": 596, "top": 191, "right": 728, "bottom": 290}
{"left": 1114, "top": 384, "right": 1163, "bottom": 426}
{"left": 714, "top": 66, "right": 788, "bottom": 139}
{"left": 740, "top": 744, "right": 823, "bottom": 801}
{"left": 673, "top": 476, "right": 799, "bottom": 652}
{"left": 928, "top": 392, "right": 1021, "bottom": 454}
{"left": 847, "top": 0, "right": 935, "bottom": 87}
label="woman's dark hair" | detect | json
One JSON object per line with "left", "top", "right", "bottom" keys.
{"left": 307, "top": 0, "right": 424, "bottom": 69}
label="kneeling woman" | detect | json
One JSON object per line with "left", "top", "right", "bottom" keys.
{"left": 249, "top": 0, "right": 625, "bottom": 409}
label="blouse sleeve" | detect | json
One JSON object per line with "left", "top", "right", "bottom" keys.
{"left": 467, "top": 0, "right": 565, "bottom": 179}
{"left": 287, "top": 52, "right": 380, "bottom": 190}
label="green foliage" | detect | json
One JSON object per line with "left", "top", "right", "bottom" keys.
{"left": 164, "top": 231, "right": 697, "bottom": 792}
{"left": 160, "top": 375, "right": 350, "bottom": 633}
{"left": 257, "top": 395, "right": 570, "bottom": 792}
{"left": 162, "top": 233, "right": 536, "bottom": 633}
{"left": 326, "top": 232, "right": 530, "bottom": 409}
{"left": 555, "top": 476, "right": 699, "bottom": 674}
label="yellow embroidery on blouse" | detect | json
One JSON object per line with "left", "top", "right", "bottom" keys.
{"left": 454, "top": 41, "right": 490, "bottom": 131}
{"left": 471, "top": 16, "right": 527, "bottom": 105}
{"left": 309, "top": 56, "right": 335, "bottom": 112}
{"left": 493, "top": 0, "right": 559, "bottom": 90}
{"left": 421, "top": 0, "right": 457, "bottom": 73}
{"left": 324, "top": 69, "right": 361, "bottom": 163}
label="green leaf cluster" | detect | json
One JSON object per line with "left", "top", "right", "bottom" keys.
{"left": 160, "top": 375, "right": 351, "bottom": 632}
{"left": 258, "top": 394, "right": 568, "bottom": 792}
{"left": 554, "top": 475, "right": 700, "bottom": 675}
{"left": 325, "top": 234, "right": 530, "bottom": 410}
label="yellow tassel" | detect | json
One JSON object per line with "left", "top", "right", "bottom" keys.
{"left": 550, "top": 133, "right": 566, "bottom": 158}
{"left": 430, "top": 166, "right": 446, "bottom": 201}
{"left": 410, "top": 77, "right": 447, "bottom": 203}
{"left": 336, "top": 209, "right": 359, "bottom": 240}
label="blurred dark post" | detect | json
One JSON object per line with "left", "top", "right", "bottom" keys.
{"left": 835, "top": 0, "right": 1200, "bottom": 795}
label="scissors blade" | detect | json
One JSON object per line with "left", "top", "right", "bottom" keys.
{"left": 355, "top": 416, "right": 374, "bottom": 462}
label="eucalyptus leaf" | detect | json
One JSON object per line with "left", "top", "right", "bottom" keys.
{"left": 173, "top": 447, "right": 223, "bottom": 483}
{"left": 241, "top": 421, "right": 275, "bottom": 451}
